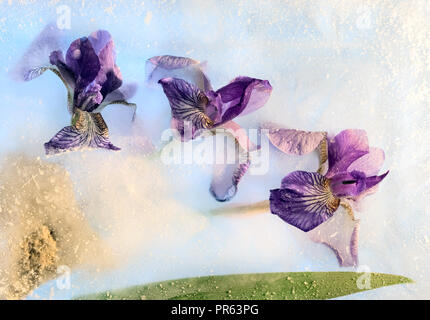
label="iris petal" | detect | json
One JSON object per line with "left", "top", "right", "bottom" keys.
{"left": 215, "top": 77, "right": 272, "bottom": 125}
{"left": 266, "top": 126, "right": 326, "bottom": 155}
{"left": 65, "top": 37, "right": 100, "bottom": 91}
{"left": 308, "top": 203, "right": 359, "bottom": 267}
{"left": 348, "top": 147, "right": 385, "bottom": 177}
{"left": 95, "top": 39, "right": 122, "bottom": 100}
{"left": 146, "top": 55, "right": 212, "bottom": 91}
{"left": 49, "top": 50, "right": 76, "bottom": 90}
{"left": 270, "top": 171, "right": 340, "bottom": 232}
{"left": 88, "top": 30, "right": 113, "bottom": 55}
{"left": 326, "top": 129, "right": 369, "bottom": 178}
{"left": 159, "top": 77, "right": 214, "bottom": 140}
{"left": 209, "top": 136, "right": 250, "bottom": 202}
{"left": 44, "top": 109, "right": 119, "bottom": 155}
{"left": 330, "top": 170, "right": 389, "bottom": 198}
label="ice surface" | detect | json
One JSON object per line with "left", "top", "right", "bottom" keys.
{"left": 0, "top": 0, "right": 429, "bottom": 299}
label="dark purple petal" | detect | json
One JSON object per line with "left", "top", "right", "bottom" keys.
{"left": 270, "top": 171, "right": 340, "bottom": 232}
{"left": 329, "top": 171, "right": 367, "bottom": 197}
{"left": 99, "top": 67, "right": 123, "bottom": 100}
{"left": 215, "top": 76, "right": 272, "bottom": 124}
{"left": 326, "top": 129, "right": 369, "bottom": 178}
{"left": 77, "top": 82, "right": 103, "bottom": 110}
{"left": 66, "top": 37, "right": 100, "bottom": 88}
{"left": 159, "top": 77, "right": 214, "bottom": 140}
{"left": 266, "top": 126, "right": 326, "bottom": 155}
{"left": 348, "top": 147, "right": 385, "bottom": 176}
{"left": 82, "top": 35, "right": 122, "bottom": 112}
{"left": 44, "top": 110, "right": 119, "bottom": 155}
{"left": 95, "top": 39, "right": 122, "bottom": 95}
{"left": 308, "top": 203, "right": 359, "bottom": 267}
{"left": 146, "top": 55, "right": 212, "bottom": 91}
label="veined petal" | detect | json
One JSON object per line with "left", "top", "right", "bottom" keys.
{"left": 266, "top": 125, "right": 326, "bottom": 155}
{"left": 270, "top": 171, "right": 340, "bottom": 232}
{"left": 159, "top": 77, "right": 214, "bottom": 140}
{"left": 308, "top": 202, "right": 359, "bottom": 267}
{"left": 146, "top": 55, "right": 212, "bottom": 91}
{"left": 216, "top": 77, "right": 272, "bottom": 124}
{"left": 44, "top": 109, "right": 119, "bottom": 155}
{"left": 326, "top": 129, "right": 369, "bottom": 178}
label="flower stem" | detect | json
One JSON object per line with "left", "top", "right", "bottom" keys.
{"left": 340, "top": 201, "right": 355, "bottom": 219}
{"left": 210, "top": 200, "right": 270, "bottom": 215}
{"left": 317, "top": 132, "right": 328, "bottom": 174}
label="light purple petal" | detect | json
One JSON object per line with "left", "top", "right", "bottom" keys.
{"left": 159, "top": 77, "right": 214, "bottom": 140}
{"left": 44, "top": 110, "right": 119, "bottom": 155}
{"left": 348, "top": 147, "right": 385, "bottom": 176}
{"left": 270, "top": 171, "right": 340, "bottom": 232}
{"left": 266, "top": 126, "right": 326, "bottom": 155}
{"left": 146, "top": 55, "right": 212, "bottom": 91}
{"left": 308, "top": 203, "right": 359, "bottom": 267}
{"left": 215, "top": 76, "right": 272, "bottom": 124}
{"left": 326, "top": 129, "right": 369, "bottom": 178}
{"left": 88, "top": 30, "right": 112, "bottom": 55}
{"left": 210, "top": 154, "right": 250, "bottom": 202}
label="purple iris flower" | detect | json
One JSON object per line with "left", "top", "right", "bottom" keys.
{"left": 268, "top": 128, "right": 388, "bottom": 266}
{"left": 147, "top": 55, "right": 273, "bottom": 201}
{"left": 18, "top": 27, "right": 136, "bottom": 155}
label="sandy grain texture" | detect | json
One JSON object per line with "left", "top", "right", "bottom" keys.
{"left": 0, "top": 155, "right": 113, "bottom": 299}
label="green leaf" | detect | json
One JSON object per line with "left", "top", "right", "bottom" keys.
{"left": 76, "top": 272, "right": 413, "bottom": 300}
